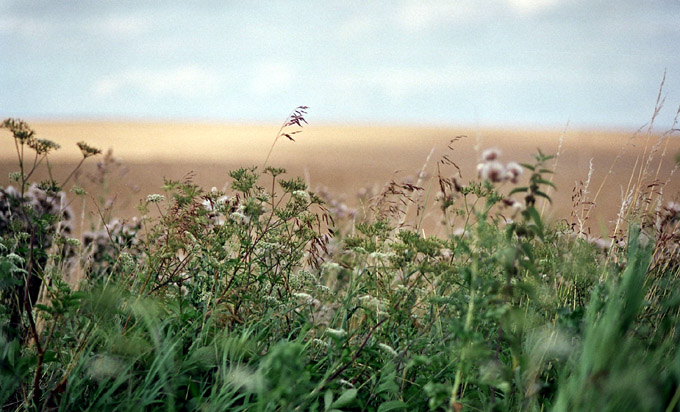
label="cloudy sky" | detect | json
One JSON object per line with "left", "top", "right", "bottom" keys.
{"left": 1, "top": 0, "right": 679, "bottom": 129}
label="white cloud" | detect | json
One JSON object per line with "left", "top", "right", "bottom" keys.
{"left": 249, "top": 62, "right": 295, "bottom": 96}
{"left": 338, "top": 15, "right": 380, "bottom": 41}
{"left": 395, "top": 1, "right": 487, "bottom": 32}
{"left": 93, "top": 66, "right": 225, "bottom": 98}
{"left": 505, "top": 0, "right": 562, "bottom": 16}
{"left": 394, "top": 0, "right": 570, "bottom": 31}
{"left": 0, "top": 15, "right": 56, "bottom": 36}
{"left": 85, "top": 14, "right": 153, "bottom": 37}
{"left": 342, "top": 65, "right": 573, "bottom": 103}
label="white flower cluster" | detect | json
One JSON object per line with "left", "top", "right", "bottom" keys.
{"left": 146, "top": 194, "right": 165, "bottom": 203}
{"left": 292, "top": 190, "right": 310, "bottom": 203}
{"left": 230, "top": 205, "right": 250, "bottom": 225}
{"left": 118, "top": 252, "right": 135, "bottom": 272}
{"left": 6, "top": 253, "right": 25, "bottom": 266}
{"left": 293, "top": 292, "right": 318, "bottom": 306}
{"left": 369, "top": 251, "right": 395, "bottom": 260}
{"left": 477, "top": 148, "right": 523, "bottom": 184}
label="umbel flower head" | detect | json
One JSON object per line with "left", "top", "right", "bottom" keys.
{"left": 2, "top": 118, "right": 35, "bottom": 143}
{"left": 77, "top": 141, "right": 102, "bottom": 158}
{"left": 28, "top": 138, "right": 61, "bottom": 155}
{"left": 146, "top": 194, "right": 165, "bottom": 203}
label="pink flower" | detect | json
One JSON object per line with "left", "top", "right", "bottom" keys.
{"left": 504, "top": 162, "right": 523, "bottom": 183}
{"left": 481, "top": 148, "right": 501, "bottom": 161}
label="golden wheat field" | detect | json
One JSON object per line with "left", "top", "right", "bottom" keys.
{"left": 1, "top": 122, "right": 679, "bottom": 236}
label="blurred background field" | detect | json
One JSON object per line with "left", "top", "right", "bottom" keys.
{"left": 2, "top": 121, "right": 678, "bottom": 235}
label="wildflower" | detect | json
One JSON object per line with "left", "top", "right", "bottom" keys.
{"left": 28, "top": 138, "right": 60, "bottom": 155}
{"left": 201, "top": 198, "right": 214, "bottom": 211}
{"left": 8, "top": 171, "right": 23, "bottom": 182}
{"left": 394, "top": 284, "right": 408, "bottom": 293}
{"left": 77, "top": 141, "right": 102, "bottom": 158}
{"left": 2, "top": 118, "right": 34, "bottom": 142}
{"left": 230, "top": 210, "right": 250, "bottom": 225}
{"left": 298, "top": 269, "right": 316, "bottom": 283}
{"left": 315, "top": 284, "right": 331, "bottom": 294}
{"left": 65, "top": 237, "right": 81, "bottom": 247}
{"left": 358, "top": 294, "right": 383, "bottom": 311}
{"left": 377, "top": 343, "right": 398, "bottom": 357}
{"left": 263, "top": 295, "right": 280, "bottom": 305}
{"left": 70, "top": 185, "right": 87, "bottom": 196}
{"left": 6, "top": 253, "right": 25, "bottom": 266}
{"left": 478, "top": 161, "right": 505, "bottom": 183}
{"left": 146, "top": 194, "right": 165, "bottom": 203}
{"left": 504, "top": 162, "right": 523, "bottom": 183}
{"left": 502, "top": 198, "right": 525, "bottom": 217}
{"left": 312, "top": 338, "right": 329, "bottom": 347}
{"left": 289, "top": 273, "right": 303, "bottom": 290}
{"left": 481, "top": 147, "right": 501, "bottom": 161}
{"left": 293, "top": 292, "right": 317, "bottom": 305}
{"left": 256, "top": 191, "right": 272, "bottom": 202}
{"left": 325, "top": 328, "right": 347, "bottom": 339}
{"left": 369, "top": 251, "right": 394, "bottom": 260}
{"left": 119, "top": 252, "right": 135, "bottom": 272}
{"left": 292, "top": 189, "right": 310, "bottom": 203}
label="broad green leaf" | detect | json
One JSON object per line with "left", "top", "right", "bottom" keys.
{"left": 377, "top": 400, "right": 408, "bottom": 412}
{"left": 331, "top": 388, "right": 358, "bottom": 409}
{"left": 324, "top": 389, "right": 333, "bottom": 411}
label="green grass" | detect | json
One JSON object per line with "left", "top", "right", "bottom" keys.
{"left": 1, "top": 116, "right": 680, "bottom": 411}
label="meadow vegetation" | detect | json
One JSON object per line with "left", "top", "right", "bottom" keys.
{"left": 1, "top": 102, "right": 680, "bottom": 411}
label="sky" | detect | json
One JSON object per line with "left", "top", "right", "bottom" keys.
{"left": 1, "top": 0, "right": 679, "bottom": 129}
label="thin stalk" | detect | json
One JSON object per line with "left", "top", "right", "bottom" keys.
{"left": 450, "top": 259, "right": 477, "bottom": 408}
{"left": 262, "top": 109, "right": 295, "bottom": 170}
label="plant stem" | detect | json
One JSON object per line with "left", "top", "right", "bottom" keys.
{"left": 450, "top": 259, "right": 477, "bottom": 409}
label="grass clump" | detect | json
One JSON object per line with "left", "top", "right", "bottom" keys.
{"left": 1, "top": 110, "right": 680, "bottom": 412}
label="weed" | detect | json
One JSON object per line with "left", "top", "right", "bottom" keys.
{"left": 1, "top": 102, "right": 679, "bottom": 411}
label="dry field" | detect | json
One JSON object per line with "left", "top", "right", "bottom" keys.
{"left": 2, "top": 121, "right": 679, "bottom": 235}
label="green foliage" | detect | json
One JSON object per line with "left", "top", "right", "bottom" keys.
{"left": 2, "top": 119, "right": 680, "bottom": 411}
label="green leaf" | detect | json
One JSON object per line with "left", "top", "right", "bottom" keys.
{"left": 526, "top": 207, "right": 540, "bottom": 224}
{"left": 43, "top": 350, "right": 58, "bottom": 363}
{"left": 536, "top": 178, "right": 557, "bottom": 189}
{"left": 377, "top": 400, "right": 408, "bottom": 412}
{"left": 520, "top": 163, "right": 535, "bottom": 171}
{"left": 35, "top": 303, "right": 51, "bottom": 313}
{"left": 509, "top": 187, "right": 528, "bottom": 196}
{"left": 377, "top": 379, "right": 399, "bottom": 395}
{"left": 331, "top": 388, "right": 358, "bottom": 409}
{"left": 535, "top": 190, "right": 552, "bottom": 203}
{"left": 520, "top": 242, "right": 534, "bottom": 262}
{"left": 324, "top": 389, "right": 333, "bottom": 411}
